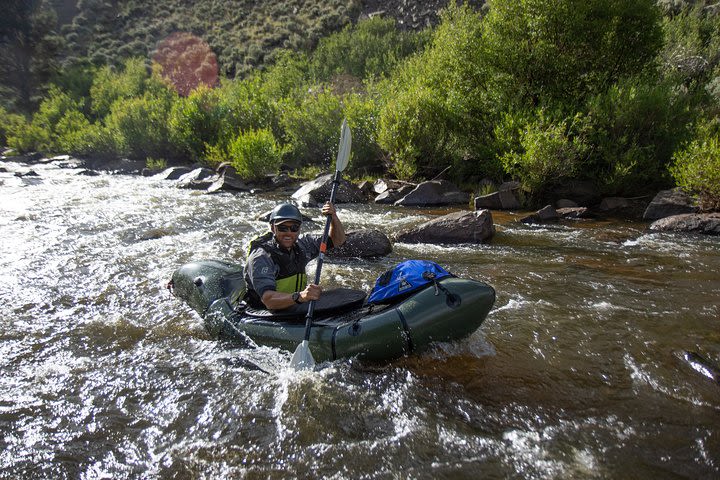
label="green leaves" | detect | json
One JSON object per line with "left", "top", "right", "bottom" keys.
{"left": 670, "top": 120, "right": 720, "bottom": 211}
{"left": 224, "top": 128, "right": 285, "bottom": 180}
{"left": 481, "top": 0, "right": 663, "bottom": 111}
{"left": 498, "top": 113, "right": 588, "bottom": 198}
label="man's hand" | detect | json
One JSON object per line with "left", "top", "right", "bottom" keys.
{"left": 322, "top": 201, "right": 346, "bottom": 248}
{"left": 299, "top": 283, "right": 322, "bottom": 302}
{"left": 322, "top": 202, "right": 337, "bottom": 217}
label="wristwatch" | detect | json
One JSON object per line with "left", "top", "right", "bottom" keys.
{"left": 292, "top": 292, "right": 302, "bottom": 304}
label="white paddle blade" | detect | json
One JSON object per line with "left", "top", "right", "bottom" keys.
{"left": 291, "top": 340, "right": 315, "bottom": 370}
{"left": 336, "top": 119, "right": 351, "bottom": 172}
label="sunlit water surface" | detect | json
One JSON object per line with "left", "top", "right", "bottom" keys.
{"left": 1, "top": 161, "right": 718, "bottom": 479}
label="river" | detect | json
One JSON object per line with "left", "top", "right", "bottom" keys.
{"left": 1, "top": 159, "right": 718, "bottom": 479}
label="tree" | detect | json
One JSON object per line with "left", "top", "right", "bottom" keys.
{"left": 0, "top": 0, "right": 63, "bottom": 112}
{"left": 153, "top": 32, "right": 219, "bottom": 97}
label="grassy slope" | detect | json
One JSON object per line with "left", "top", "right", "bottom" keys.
{"left": 60, "top": 0, "right": 361, "bottom": 77}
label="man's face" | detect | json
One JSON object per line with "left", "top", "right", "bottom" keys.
{"left": 272, "top": 221, "right": 301, "bottom": 249}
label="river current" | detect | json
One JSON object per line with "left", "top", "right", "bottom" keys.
{"left": 1, "top": 159, "right": 718, "bottom": 479}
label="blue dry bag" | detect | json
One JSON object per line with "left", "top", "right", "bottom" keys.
{"left": 368, "top": 260, "right": 452, "bottom": 305}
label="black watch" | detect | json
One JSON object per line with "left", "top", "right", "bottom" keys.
{"left": 292, "top": 292, "right": 302, "bottom": 304}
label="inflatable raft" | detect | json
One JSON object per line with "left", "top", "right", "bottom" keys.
{"left": 170, "top": 260, "right": 495, "bottom": 362}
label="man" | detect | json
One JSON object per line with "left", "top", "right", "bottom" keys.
{"left": 244, "top": 202, "right": 346, "bottom": 310}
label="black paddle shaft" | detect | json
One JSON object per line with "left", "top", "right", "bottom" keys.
{"left": 302, "top": 170, "right": 342, "bottom": 341}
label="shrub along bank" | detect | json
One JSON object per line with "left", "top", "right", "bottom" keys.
{"left": 3, "top": 2, "right": 720, "bottom": 210}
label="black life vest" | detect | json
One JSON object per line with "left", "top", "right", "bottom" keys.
{"left": 245, "top": 232, "right": 308, "bottom": 307}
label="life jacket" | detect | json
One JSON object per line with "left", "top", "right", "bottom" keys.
{"left": 245, "top": 232, "right": 308, "bottom": 307}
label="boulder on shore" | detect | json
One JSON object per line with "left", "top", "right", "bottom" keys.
{"left": 207, "top": 174, "right": 251, "bottom": 193}
{"left": 327, "top": 229, "right": 393, "bottom": 258}
{"left": 292, "top": 174, "right": 367, "bottom": 207}
{"left": 393, "top": 209, "right": 495, "bottom": 244}
{"left": 373, "top": 178, "right": 415, "bottom": 194}
{"left": 176, "top": 167, "right": 216, "bottom": 189}
{"left": 520, "top": 205, "right": 559, "bottom": 224}
{"left": 649, "top": 213, "right": 720, "bottom": 235}
{"left": 557, "top": 207, "right": 591, "bottom": 219}
{"left": 394, "top": 180, "right": 469, "bottom": 206}
{"left": 374, "top": 185, "right": 415, "bottom": 204}
{"left": 160, "top": 166, "right": 193, "bottom": 180}
{"left": 548, "top": 180, "right": 601, "bottom": 207}
{"left": 474, "top": 190, "right": 520, "bottom": 210}
{"left": 643, "top": 188, "right": 698, "bottom": 221}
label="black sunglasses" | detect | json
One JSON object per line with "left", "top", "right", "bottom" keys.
{"left": 276, "top": 224, "right": 300, "bottom": 233}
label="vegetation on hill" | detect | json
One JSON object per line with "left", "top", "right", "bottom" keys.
{"left": 61, "top": 0, "right": 359, "bottom": 77}
{"left": 2, "top": 0, "right": 720, "bottom": 210}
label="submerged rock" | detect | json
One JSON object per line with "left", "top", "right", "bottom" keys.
{"left": 557, "top": 207, "right": 591, "bottom": 219}
{"left": 678, "top": 350, "right": 720, "bottom": 385}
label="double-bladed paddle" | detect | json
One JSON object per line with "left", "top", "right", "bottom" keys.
{"left": 290, "top": 119, "right": 351, "bottom": 370}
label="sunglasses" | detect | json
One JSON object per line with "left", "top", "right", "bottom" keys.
{"left": 276, "top": 224, "right": 300, "bottom": 233}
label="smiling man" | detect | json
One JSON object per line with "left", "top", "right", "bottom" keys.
{"left": 243, "top": 202, "right": 346, "bottom": 310}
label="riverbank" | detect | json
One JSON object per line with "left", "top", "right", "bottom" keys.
{"left": 3, "top": 151, "right": 718, "bottom": 238}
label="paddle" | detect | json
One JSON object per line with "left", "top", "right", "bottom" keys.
{"left": 291, "top": 119, "right": 352, "bottom": 370}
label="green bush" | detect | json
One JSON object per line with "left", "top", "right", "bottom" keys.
{"left": 51, "top": 64, "right": 97, "bottom": 108}
{"left": 376, "top": 3, "right": 501, "bottom": 181}
{"left": 0, "top": 107, "right": 28, "bottom": 147}
{"left": 7, "top": 86, "right": 85, "bottom": 152}
{"left": 216, "top": 76, "right": 278, "bottom": 147}
{"left": 480, "top": 0, "right": 663, "bottom": 111}
{"left": 310, "top": 16, "right": 427, "bottom": 81}
{"left": 146, "top": 157, "right": 167, "bottom": 170}
{"left": 74, "top": 122, "right": 117, "bottom": 158}
{"left": 103, "top": 82, "right": 177, "bottom": 160}
{"left": 660, "top": 4, "right": 720, "bottom": 86}
{"left": 280, "top": 90, "right": 343, "bottom": 169}
{"left": 342, "top": 92, "right": 384, "bottom": 175}
{"left": 55, "top": 109, "right": 93, "bottom": 154}
{"left": 377, "top": 81, "right": 450, "bottom": 179}
{"left": 225, "top": 128, "right": 284, "bottom": 179}
{"left": 168, "top": 85, "right": 224, "bottom": 160}
{"left": 258, "top": 49, "right": 310, "bottom": 102}
{"left": 90, "top": 57, "right": 149, "bottom": 119}
{"left": 7, "top": 122, "right": 48, "bottom": 153}
{"left": 499, "top": 114, "right": 588, "bottom": 200}
{"left": 581, "top": 76, "right": 694, "bottom": 194}
{"left": 670, "top": 119, "right": 720, "bottom": 211}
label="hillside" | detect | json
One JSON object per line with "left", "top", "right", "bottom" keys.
{"left": 56, "top": 0, "right": 483, "bottom": 78}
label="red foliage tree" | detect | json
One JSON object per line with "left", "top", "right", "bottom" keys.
{"left": 153, "top": 32, "right": 219, "bottom": 96}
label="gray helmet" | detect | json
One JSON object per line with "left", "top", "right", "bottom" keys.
{"left": 269, "top": 203, "right": 302, "bottom": 224}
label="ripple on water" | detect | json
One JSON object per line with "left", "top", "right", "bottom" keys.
{"left": 1, "top": 161, "right": 719, "bottom": 478}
